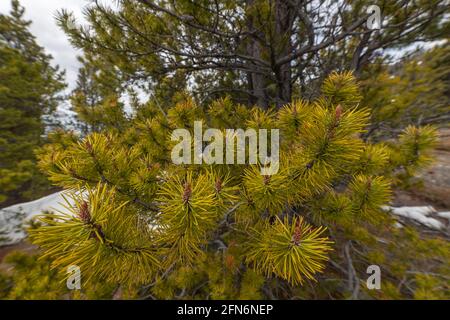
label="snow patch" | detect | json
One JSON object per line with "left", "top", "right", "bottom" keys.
{"left": 0, "top": 191, "right": 74, "bottom": 245}
{"left": 437, "top": 211, "right": 450, "bottom": 220}
{"left": 383, "top": 206, "right": 446, "bottom": 230}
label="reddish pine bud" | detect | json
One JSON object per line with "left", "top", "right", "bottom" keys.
{"left": 225, "top": 254, "right": 236, "bottom": 271}
{"left": 335, "top": 104, "right": 343, "bottom": 121}
{"left": 78, "top": 201, "right": 91, "bottom": 223}
{"left": 367, "top": 177, "right": 372, "bottom": 189}
{"left": 182, "top": 182, "right": 192, "bottom": 204}
{"left": 215, "top": 178, "right": 223, "bottom": 193}
{"left": 291, "top": 220, "right": 302, "bottom": 246}
{"left": 263, "top": 175, "right": 271, "bottom": 185}
{"left": 85, "top": 140, "right": 93, "bottom": 153}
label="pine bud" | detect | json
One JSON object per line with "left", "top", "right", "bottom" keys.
{"left": 328, "top": 104, "right": 343, "bottom": 139}
{"left": 215, "top": 178, "right": 223, "bottom": 193}
{"left": 182, "top": 182, "right": 192, "bottom": 204}
{"left": 224, "top": 254, "right": 236, "bottom": 271}
{"left": 291, "top": 220, "right": 302, "bottom": 246}
{"left": 85, "top": 140, "right": 93, "bottom": 154}
{"left": 335, "top": 104, "right": 343, "bottom": 121}
{"left": 78, "top": 201, "right": 91, "bottom": 223}
{"left": 263, "top": 175, "right": 271, "bottom": 185}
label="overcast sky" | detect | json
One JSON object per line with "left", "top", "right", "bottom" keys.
{"left": 0, "top": 0, "right": 88, "bottom": 91}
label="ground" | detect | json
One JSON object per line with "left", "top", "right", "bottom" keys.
{"left": 392, "top": 128, "right": 450, "bottom": 209}
{"left": 390, "top": 128, "right": 450, "bottom": 232}
{"left": 412, "top": 128, "right": 450, "bottom": 209}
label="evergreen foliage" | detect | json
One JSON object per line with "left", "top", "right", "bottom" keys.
{"left": 28, "top": 72, "right": 446, "bottom": 299}
{"left": 55, "top": 0, "right": 448, "bottom": 108}
{"left": 0, "top": 250, "right": 124, "bottom": 299}
{"left": 0, "top": 1, "right": 65, "bottom": 205}
{"left": 360, "top": 45, "right": 450, "bottom": 138}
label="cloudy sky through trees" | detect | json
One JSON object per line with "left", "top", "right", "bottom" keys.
{"left": 0, "top": 0, "right": 86, "bottom": 91}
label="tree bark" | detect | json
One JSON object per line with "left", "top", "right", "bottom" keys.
{"left": 245, "top": 0, "right": 269, "bottom": 109}
{"left": 274, "top": 0, "right": 293, "bottom": 107}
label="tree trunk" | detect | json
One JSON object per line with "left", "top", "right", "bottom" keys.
{"left": 245, "top": 0, "right": 269, "bottom": 109}
{"left": 274, "top": 0, "right": 293, "bottom": 107}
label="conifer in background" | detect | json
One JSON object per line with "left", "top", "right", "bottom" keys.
{"left": 69, "top": 53, "right": 127, "bottom": 135}
{"left": 361, "top": 44, "right": 450, "bottom": 139}
{"left": 56, "top": 0, "right": 448, "bottom": 108}
{"left": 0, "top": 0, "right": 65, "bottom": 205}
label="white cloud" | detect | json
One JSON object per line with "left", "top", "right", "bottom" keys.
{"left": 0, "top": 0, "right": 88, "bottom": 91}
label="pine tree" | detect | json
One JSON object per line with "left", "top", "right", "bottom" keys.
{"left": 56, "top": 0, "right": 448, "bottom": 108}
{"left": 360, "top": 44, "right": 450, "bottom": 139}
{"left": 28, "top": 72, "right": 447, "bottom": 299}
{"left": 0, "top": 0, "right": 65, "bottom": 205}
{"left": 69, "top": 53, "right": 126, "bottom": 135}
